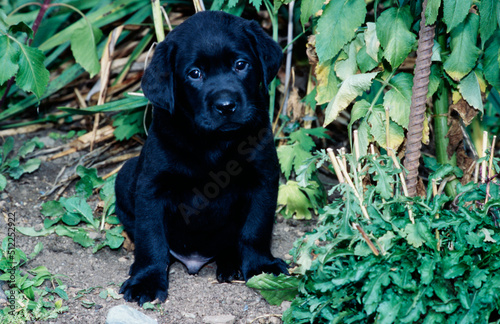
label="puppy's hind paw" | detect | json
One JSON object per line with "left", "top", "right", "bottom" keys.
{"left": 119, "top": 267, "right": 168, "bottom": 306}
{"left": 242, "top": 257, "right": 289, "bottom": 281}
{"left": 216, "top": 265, "right": 243, "bottom": 283}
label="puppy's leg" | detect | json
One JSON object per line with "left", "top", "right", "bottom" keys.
{"left": 115, "top": 158, "right": 138, "bottom": 242}
{"left": 239, "top": 184, "right": 289, "bottom": 280}
{"left": 216, "top": 244, "right": 242, "bottom": 283}
{"left": 119, "top": 182, "right": 170, "bottom": 306}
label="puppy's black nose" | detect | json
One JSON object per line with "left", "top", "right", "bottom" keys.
{"left": 213, "top": 100, "right": 236, "bottom": 115}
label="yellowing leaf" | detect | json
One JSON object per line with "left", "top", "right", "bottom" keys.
{"left": 323, "top": 72, "right": 378, "bottom": 126}
{"left": 315, "top": 59, "right": 341, "bottom": 105}
{"left": 277, "top": 181, "right": 313, "bottom": 220}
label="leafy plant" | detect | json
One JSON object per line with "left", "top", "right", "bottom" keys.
{"left": 0, "top": 136, "right": 44, "bottom": 191}
{"left": 16, "top": 166, "right": 124, "bottom": 253}
{"left": 0, "top": 238, "right": 68, "bottom": 323}
{"left": 248, "top": 150, "right": 500, "bottom": 323}
{"left": 277, "top": 128, "right": 329, "bottom": 219}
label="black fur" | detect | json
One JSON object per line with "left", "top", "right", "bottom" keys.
{"left": 115, "top": 11, "right": 287, "bottom": 306}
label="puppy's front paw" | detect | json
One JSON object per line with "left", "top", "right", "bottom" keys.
{"left": 216, "top": 264, "right": 243, "bottom": 283}
{"left": 242, "top": 256, "right": 289, "bottom": 281}
{"left": 120, "top": 266, "right": 168, "bottom": 306}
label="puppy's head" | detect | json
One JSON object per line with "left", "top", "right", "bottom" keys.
{"left": 141, "top": 11, "right": 282, "bottom": 134}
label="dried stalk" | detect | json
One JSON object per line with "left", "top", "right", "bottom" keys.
{"left": 482, "top": 131, "right": 488, "bottom": 183}
{"left": 336, "top": 154, "right": 370, "bottom": 221}
{"left": 352, "top": 223, "right": 379, "bottom": 256}
{"left": 485, "top": 135, "right": 497, "bottom": 204}
{"left": 327, "top": 148, "right": 345, "bottom": 183}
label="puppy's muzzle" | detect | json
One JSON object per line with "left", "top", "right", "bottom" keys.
{"left": 213, "top": 99, "right": 236, "bottom": 115}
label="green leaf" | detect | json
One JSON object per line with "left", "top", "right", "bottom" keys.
{"left": 59, "top": 196, "right": 96, "bottom": 228}
{"left": 0, "top": 36, "right": 19, "bottom": 85}
{"left": 376, "top": 6, "right": 417, "bottom": 69}
{"left": 62, "top": 213, "right": 82, "bottom": 226}
{"left": 41, "top": 201, "right": 65, "bottom": 217}
{"left": 104, "top": 230, "right": 125, "bottom": 249}
{"left": 458, "top": 71, "right": 483, "bottom": 113}
{"left": 2, "top": 136, "right": 14, "bottom": 160}
{"left": 16, "top": 226, "right": 56, "bottom": 237}
{"left": 428, "top": 64, "right": 442, "bottom": 98}
{"left": 377, "top": 291, "right": 402, "bottom": 324}
{"left": 246, "top": 273, "right": 300, "bottom": 305}
{"left": 21, "top": 158, "right": 41, "bottom": 174}
{"left": 364, "top": 22, "right": 380, "bottom": 62}
{"left": 350, "top": 99, "right": 371, "bottom": 127}
{"left": 384, "top": 72, "right": 413, "bottom": 129}
{"left": 479, "top": 0, "right": 497, "bottom": 45}
{"left": 278, "top": 145, "right": 296, "bottom": 179}
{"left": 323, "top": 72, "right": 378, "bottom": 126}
{"left": 16, "top": 43, "right": 50, "bottom": 99}
{"left": 278, "top": 181, "right": 314, "bottom": 219}
{"left": 368, "top": 112, "right": 405, "bottom": 150}
{"left": 249, "top": 0, "right": 262, "bottom": 11}
{"left": 76, "top": 166, "right": 104, "bottom": 188}
{"left": 315, "top": 0, "right": 366, "bottom": 63}
{"left": 425, "top": 0, "right": 441, "bottom": 25}
{"left": 73, "top": 231, "right": 94, "bottom": 248}
{"left": 336, "top": 35, "right": 363, "bottom": 81}
{"left": 0, "top": 173, "right": 6, "bottom": 191}
{"left": 315, "top": 59, "right": 341, "bottom": 105}
{"left": 403, "top": 223, "right": 426, "bottom": 248}
{"left": 300, "top": 0, "right": 324, "bottom": 27}
{"left": 9, "top": 22, "right": 33, "bottom": 39}
{"left": 443, "top": 13, "right": 481, "bottom": 81}
{"left": 443, "top": 0, "right": 472, "bottom": 32}
{"left": 483, "top": 32, "right": 500, "bottom": 90}
{"left": 17, "top": 140, "right": 36, "bottom": 158}
{"left": 362, "top": 269, "right": 391, "bottom": 315}
{"left": 357, "top": 45, "right": 378, "bottom": 73}
{"left": 70, "top": 25, "right": 102, "bottom": 78}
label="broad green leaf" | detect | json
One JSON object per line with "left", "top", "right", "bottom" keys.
{"left": 62, "top": 212, "right": 82, "bottom": 226}
{"left": 362, "top": 269, "right": 391, "bottom": 315}
{"left": 41, "top": 201, "right": 65, "bottom": 217}
{"left": 364, "top": 22, "right": 380, "bottom": 62}
{"left": 104, "top": 231, "right": 125, "bottom": 249}
{"left": 479, "top": 0, "right": 497, "bottom": 45}
{"left": 483, "top": 32, "right": 500, "bottom": 90}
{"left": 21, "top": 158, "right": 41, "bottom": 174}
{"left": 277, "top": 181, "right": 314, "bottom": 219}
{"left": 300, "top": 0, "right": 324, "bottom": 27}
{"left": 443, "top": 13, "right": 481, "bottom": 81}
{"left": 357, "top": 45, "right": 378, "bottom": 73}
{"left": 443, "top": 0, "right": 472, "bottom": 32}
{"left": 70, "top": 25, "right": 102, "bottom": 78}
{"left": 9, "top": 22, "right": 33, "bottom": 39}
{"left": 403, "top": 223, "right": 425, "bottom": 248}
{"left": 59, "top": 196, "right": 96, "bottom": 228}
{"left": 76, "top": 165, "right": 104, "bottom": 188}
{"left": 425, "top": 0, "right": 441, "bottom": 25}
{"left": 315, "top": 59, "right": 340, "bottom": 105}
{"left": 324, "top": 72, "right": 378, "bottom": 126}
{"left": 277, "top": 145, "right": 296, "bottom": 179}
{"left": 377, "top": 292, "right": 402, "bottom": 324}
{"left": 0, "top": 10, "right": 8, "bottom": 33}
{"left": 369, "top": 113, "right": 405, "bottom": 150}
{"left": 73, "top": 231, "right": 94, "bottom": 248}
{"left": 16, "top": 43, "right": 50, "bottom": 99}
{"left": 376, "top": 6, "right": 416, "bottom": 69}
{"left": 350, "top": 99, "right": 371, "bottom": 127}
{"left": 2, "top": 136, "right": 14, "bottom": 161}
{"left": 0, "top": 174, "right": 6, "bottom": 191}
{"left": 356, "top": 120, "right": 372, "bottom": 156}
{"left": 336, "top": 34, "right": 363, "bottom": 81}
{"left": 384, "top": 72, "right": 413, "bottom": 129}
{"left": 17, "top": 140, "right": 36, "bottom": 158}
{"left": 315, "top": 0, "right": 366, "bottom": 63}
{"left": 0, "top": 36, "right": 19, "bottom": 85}
{"left": 458, "top": 71, "right": 483, "bottom": 113}
{"left": 247, "top": 273, "right": 300, "bottom": 305}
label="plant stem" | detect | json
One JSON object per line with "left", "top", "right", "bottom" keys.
{"left": 264, "top": 0, "right": 279, "bottom": 123}
{"left": 433, "top": 35, "right": 458, "bottom": 197}
{"left": 1, "top": 0, "right": 51, "bottom": 109}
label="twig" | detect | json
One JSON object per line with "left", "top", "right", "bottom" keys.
{"left": 482, "top": 131, "right": 488, "bottom": 183}
{"left": 326, "top": 148, "right": 345, "bottom": 183}
{"left": 485, "top": 135, "right": 497, "bottom": 204}
{"left": 389, "top": 148, "right": 414, "bottom": 223}
{"left": 352, "top": 223, "right": 379, "bottom": 256}
{"left": 336, "top": 154, "right": 370, "bottom": 220}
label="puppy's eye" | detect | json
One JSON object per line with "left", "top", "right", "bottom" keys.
{"left": 188, "top": 69, "right": 202, "bottom": 80}
{"left": 234, "top": 60, "right": 249, "bottom": 72}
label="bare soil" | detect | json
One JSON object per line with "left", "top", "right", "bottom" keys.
{"left": 0, "top": 129, "right": 314, "bottom": 324}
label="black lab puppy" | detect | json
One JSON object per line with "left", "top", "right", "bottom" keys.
{"left": 115, "top": 11, "right": 288, "bottom": 305}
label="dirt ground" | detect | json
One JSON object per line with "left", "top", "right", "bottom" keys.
{"left": 0, "top": 129, "right": 315, "bottom": 324}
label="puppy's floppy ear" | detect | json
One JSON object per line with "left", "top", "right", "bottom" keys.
{"left": 141, "top": 40, "right": 176, "bottom": 113}
{"left": 246, "top": 21, "right": 283, "bottom": 88}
